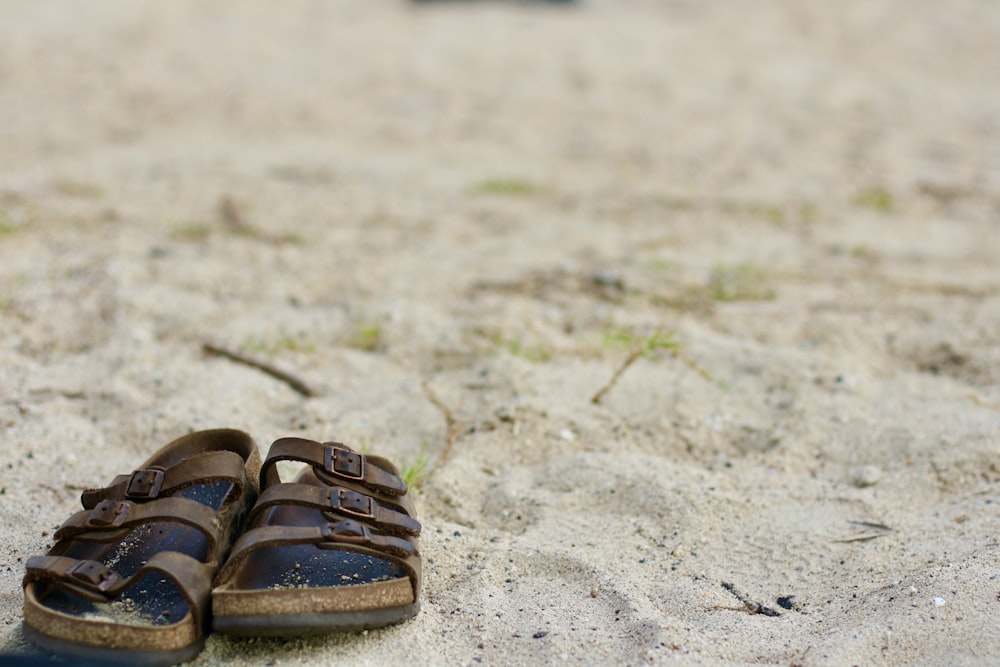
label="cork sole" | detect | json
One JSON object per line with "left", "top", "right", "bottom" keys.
{"left": 213, "top": 602, "right": 419, "bottom": 637}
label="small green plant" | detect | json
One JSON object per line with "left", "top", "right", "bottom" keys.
{"left": 277, "top": 232, "right": 305, "bottom": 244}
{"left": 796, "top": 202, "right": 818, "bottom": 225}
{"left": 748, "top": 203, "right": 786, "bottom": 226}
{"left": 170, "top": 222, "right": 212, "bottom": 242}
{"left": 472, "top": 178, "right": 550, "bottom": 197}
{"left": 493, "top": 332, "right": 552, "bottom": 362}
{"left": 708, "top": 263, "right": 775, "bottom": 302}
{"left": 345, "top": 321, "right": 384, "bottom": 353}
{"left": 637, "top": 331, "right": 679, "bottom": 356}
{"left": 401, "top": 446, "right": 432, "bottom": 490}
{"left": 851, "top": 244, "right": 879, "bottom": 260}
{"left": 52, "top": 180, "right": 104, "bottom": 199}
{"left": 651, "top": 195, "right": 699, "bottom": 212}
{"left": 244, "top": 333, "right": 316, "bottom": 356}
{"left": 601, "top": 329, "right": 672, "bottom": 352}
{"left": 0, "top": 208, "right": 26, "bottom": 237}
{"left": 506, "top": 337, "right": 551, "bottom": 363}
{"left": 721, "top": 201, "right": 786, "bottom": 226}
{"left": 854, "top": 186, "right": 894, "bottom": 214}
{"left": 648, "top": 257, "right": 678, "bottom": 273}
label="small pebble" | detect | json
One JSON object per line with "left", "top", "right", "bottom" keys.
{"left": 590, "top": 269, "right": 624, "bottom": 289}
{"left": 933, "top": 597, "right": 946, "bottom": 607}
{"left": 851, "top": 465, "right": 882, "bottom": 488}
{"left": 590, "top": 587, "right": 598, "bottom": 598}
{"left": 533, "top": 631, "right": 549, "bottom": 639}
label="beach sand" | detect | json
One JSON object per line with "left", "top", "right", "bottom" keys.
{"left": 1, "top": 1, "right": 998, "bottom": 664}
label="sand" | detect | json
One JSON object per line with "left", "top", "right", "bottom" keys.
{"left": 1, "top": 0, "right": 998, "bottom": 664}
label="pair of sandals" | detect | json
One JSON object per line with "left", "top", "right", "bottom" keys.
{"left": 21, "top": 429, "right": 422, "bottom": 666}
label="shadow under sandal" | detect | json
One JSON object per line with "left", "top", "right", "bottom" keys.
{"left": 212, "top": 437, "right": 422, "bottom": 637}
{"left": 22, "top": 429, "right": 260, "bottom": 667}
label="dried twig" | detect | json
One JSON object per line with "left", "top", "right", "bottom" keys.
{"left": 591, "top": 347, "right": 646, "bottom": 405}
{"left": 836, "top": 519, "right": 892, "bottom": 542}
{"left": 591, "top": 332, "right": 680, "bottom": 404}
{"left": 421, "top": 381, "right": 461, "bottom": 466}
{"left": 847, "top": 520, "right": 892, "bottom": 532}
{"left": 833, "top": 534, "right": 884, "bottom": 543}
{"left": 218, "top": 196, "right": 255, "bottom": 236}
{"left": 202, "top": 343, "right": 316, "bottom": 397}
{"left": 673, "top": 350, "right": 720, "bottom": 386}
{"left": 720, "top": 582, "right": 781, "bottom": 617}
{"left": 218, "top": 195, "right": 296, "bottom": 244}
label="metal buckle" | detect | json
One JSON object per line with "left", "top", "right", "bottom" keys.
{"left": 320, "top": 520, "right": 412, "bottom": 557}
{"left": 321, "top": 519, "right": 372, "bottom": 547}
{"left": 86, "top": 499, "right": 132, "bottom": 528}
{"left": 126, "top": 468, "right": 165, "bottom": 500}
{"left": 328, "top": 487, "right": 376, "bottom": 520}
{"left": 67, "top": 560, "right": 121, "bottom": 592}
{"left": 323, "top": 445, "right": 365, "bottom": 481}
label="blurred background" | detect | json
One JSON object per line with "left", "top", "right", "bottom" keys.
{"left": 1, "top": 0, "right": 998, "bottom": 526}
{"left": 2, "top": 1, "right": 999, "bottom": 664}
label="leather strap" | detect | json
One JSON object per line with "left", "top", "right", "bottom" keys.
{"left": 23, "top": 556, "right": 122, "bottom": 600}
{"left": 81, "top": 450, "right": 247, "bottom": 508}
{"left": 236, "top": 522, "right": 413, "bottom": 558}
{"left": 249, "top": 483, "right": 421, "bottom": 536}
{"left": 54, "top": 497, "right": 224, "bottom": 560}
{"left": 217, "top": 521, "right": 418, "bottom": 586}
{"left": 24, "top": 552, "right": 213, "bottom": 627}
{"left": 317, "top": 519, "right": 414, "bottom": 557}
{"left": 260, "top": 438, "right": 407, "bottom": 496}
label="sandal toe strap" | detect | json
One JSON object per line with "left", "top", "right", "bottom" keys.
{"left": 24, "top": 552, "right": 213, "bottom": 627}
{"left": 23, "top": 556, "right": 122, "bottom": 601}
{"left": 318, "top": 519, "right": 415, "bottom": 557}
{"left": 217, "top": 522, "right": 419, "bottom": 586}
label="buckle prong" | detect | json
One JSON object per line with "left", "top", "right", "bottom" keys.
{"left": 327, "top": 487, "right": 376, "bottom": 520}
{"left": 321, "top": 519, "right": 372, "bottom": 547}
{"left": 67, "top": 560, "right": 121, "bottom": 592}
{"left": 87, "top": 499, "right": 132, "bottom": 528}
{"left": 126, "top": 468, "right": 165, "bottom": 500}
{"left": 323, "top": 445, "right": 365, "bottom": 481}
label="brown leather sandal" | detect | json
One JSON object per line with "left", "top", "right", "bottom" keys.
{"left": 22, "top": 429, "right": 260, "bottom": 666}
{"left": 211, "top": 437, "right": 421, "bottom": 636}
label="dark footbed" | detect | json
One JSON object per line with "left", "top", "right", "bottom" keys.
{"left": 34, "top": 481, "right": 232, "bottom": 626}
{"left": 230, "top": 469, "right": 406, "bottom": 592}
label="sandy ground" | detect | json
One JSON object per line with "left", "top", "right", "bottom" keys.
{"left": 1, "top": 1, "right": 999, "bottom": 665}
